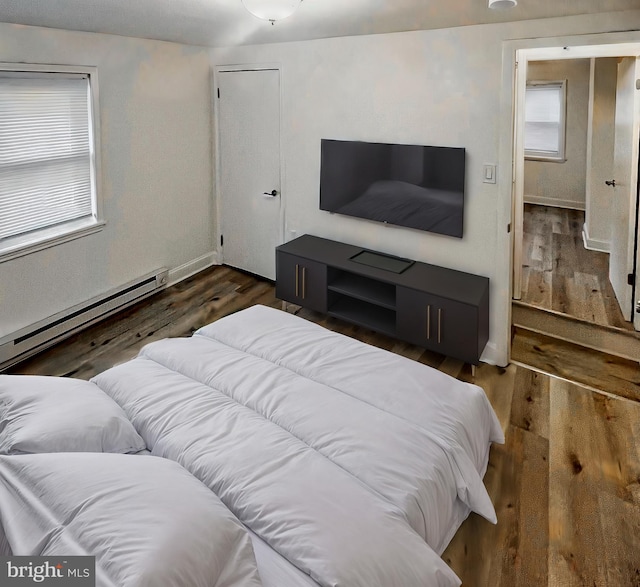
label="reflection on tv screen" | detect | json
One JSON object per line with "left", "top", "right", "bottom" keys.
{"left": 320, "top": 140, "right": 465, "bottom": 238}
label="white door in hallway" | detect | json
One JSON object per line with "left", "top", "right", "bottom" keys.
{"left": 217, "top": 69, "right": 281, "bottom": 280}
{"left": 634, "top": 139, "right": 640, "bottom": 330}
{"left": 609, "top": 56, "right": 640, "bottom": 326}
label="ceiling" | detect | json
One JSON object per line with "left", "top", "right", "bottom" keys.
{"left": 0, "top": 0, "right": 637, "bottom": 48}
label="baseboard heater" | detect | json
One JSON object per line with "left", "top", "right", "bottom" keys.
{"left": 0, "top": 268, "right": 169, "bottom": 371}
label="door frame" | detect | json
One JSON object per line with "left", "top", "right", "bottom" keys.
{"left": 634, "top": 131, "right": 640, "bottom": 330}
{"left": 496, "top": 31, "right": 638, "bottom": 363}
{"left": 498, "top": 31, "right": 640, "bottom": 362}
{"left": 212, "top": 63, "right": 285, "bottom": 269}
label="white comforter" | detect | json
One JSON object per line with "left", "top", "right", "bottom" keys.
{"left": 0, "top": 453, "right": 262, "bottom": 587}
{"left": 93, "top": 305, "right": 502, "bottom": 587}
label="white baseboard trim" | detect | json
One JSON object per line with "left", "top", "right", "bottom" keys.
{"left": 480, "top": 341, "right": 506, "bottom": 367}
{"left": 167, "top": 251, "right": 220, "bottom": 287}
{"left": 581, "top": 224, "right": 610, "bottom": 253}
{"left": 524, "top": 195, "right": 585, "bottom": 211}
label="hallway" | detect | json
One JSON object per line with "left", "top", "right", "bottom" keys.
{"left": 520, "top": 204, "right": 633, "bottom": 332}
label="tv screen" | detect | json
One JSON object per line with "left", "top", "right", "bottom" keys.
{"left": 319, "top": 139, "right": 465, "bottom": 238}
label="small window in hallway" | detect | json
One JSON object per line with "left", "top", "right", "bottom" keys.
{"left": 524, "top": 80, "right": 567, "bottom": 162}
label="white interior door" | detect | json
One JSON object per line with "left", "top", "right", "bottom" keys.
{"left": 609, "top": 57, "right": 640, "bottom": 323}
{"left": 217, "top": 69, "right": 281, "bottom": 280}
{"left": 634, "top": 186, "right": 640, "bottom": 330}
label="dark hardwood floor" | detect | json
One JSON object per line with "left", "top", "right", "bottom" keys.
{"left": 520, "top": 204, "right": 634, "bottom": 332}
{"left": 7, "top": 265, "right": 640, "bottom": 586}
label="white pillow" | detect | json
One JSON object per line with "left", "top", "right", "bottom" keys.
{"left": 0, "top": 453, "right": 262, "bottom": 587}
{"left": 0, "top": 375, "right": 145, "bottom": 455}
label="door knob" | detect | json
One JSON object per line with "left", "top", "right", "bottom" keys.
{"left": 605, "top": 180, "right": 616, "bottom": 187}
{"left": 263, "top": 189, "right": 279, "bottom": 197}
{"left": 636, "top": 300, "right": 640, "bottom": 314}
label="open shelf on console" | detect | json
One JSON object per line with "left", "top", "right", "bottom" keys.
{"left": 328, "top": 297, "right": 396, "bottom": 337}
{"left": 328, "top": 272, "right": 396, "bottom": 310}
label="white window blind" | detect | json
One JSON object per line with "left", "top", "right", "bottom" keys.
{"left": 524, "top": 81, "right": 566, "bottom": 161}
{"left": 0, "top": 74, "right": 94, "bottom": 243}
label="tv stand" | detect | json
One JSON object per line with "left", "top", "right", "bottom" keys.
{"left": 275, "top": 235, "right": 489, "bottom": 365}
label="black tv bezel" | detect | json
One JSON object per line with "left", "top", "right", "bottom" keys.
{"left": 319, "top": 138, "right": 466, "bottom": 239}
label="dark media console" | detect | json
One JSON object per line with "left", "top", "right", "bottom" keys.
{"left": 275, "top": 235, "right": 489, "bottom": 365}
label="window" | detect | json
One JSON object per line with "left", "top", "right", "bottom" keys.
{"left": 0, "top": 64, "right": 102, "bottom": 262}
{"left": 524, "top": 80, "right": 567, "bottom": 162}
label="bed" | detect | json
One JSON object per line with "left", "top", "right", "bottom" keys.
{"left": 0, "top": 304, "right": 503, "bottom": 587}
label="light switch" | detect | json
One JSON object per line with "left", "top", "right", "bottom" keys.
{"left": 483, "top": 164, "right": 496, "bottom": 184}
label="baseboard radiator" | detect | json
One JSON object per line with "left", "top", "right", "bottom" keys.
{"left": 0, "top": 268, "right": 168, "bottom": 371}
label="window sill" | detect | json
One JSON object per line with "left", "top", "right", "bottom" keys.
{"left": 525, "top": 154, "right": 566, "bottom": 163}
{"left": 0, "top": 218, "right": 106, "bottom": 264}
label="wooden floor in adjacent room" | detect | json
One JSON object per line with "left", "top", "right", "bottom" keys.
{"left": 7, "top": 265, "right": 640, "bottom": 586}
{"left": 520, "top": 203, "right": 634, "bottom": 332}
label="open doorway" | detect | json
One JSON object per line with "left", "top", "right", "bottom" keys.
{"left": 512, "top": 43, "right": 640, "bottom": 338}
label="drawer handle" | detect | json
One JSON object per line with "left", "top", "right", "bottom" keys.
{"left": 426, "top": 305, "right": 431, "bottom": 340}
{"left": 438, "top": 308, "right": 442, "bottom": 344}
{"left": 295, "top": 264, "right": 299, "bottom": 297}
{"left": 302, "top": 267, "right": 307, "bottom": 300}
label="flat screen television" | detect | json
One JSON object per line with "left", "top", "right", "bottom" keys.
{"left": 319, "top": 139, "right": 465, "bottom": 238}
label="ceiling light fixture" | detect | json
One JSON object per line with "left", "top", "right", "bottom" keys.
{"left": 488, "top": 0, "right": 517, "bottom": 8}
{"left": 241, "top": 0, "right": 303, "bottom": 24}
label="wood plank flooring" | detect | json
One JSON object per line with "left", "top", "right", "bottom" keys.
{"left": 520, "top": 204, "right": 634, "bottom": 332}
{"left": 511, "top": 327, "right": 640, "bottom": 402}
{"left": 7, "top": 265, "right": 640, "bottom": 586}
{"left": 444, "top": 366, "right": 640, "bottom": 587}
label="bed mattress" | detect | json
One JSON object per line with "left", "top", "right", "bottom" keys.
{"left": 91, "top": 304, "right": 502, "bottom": 586}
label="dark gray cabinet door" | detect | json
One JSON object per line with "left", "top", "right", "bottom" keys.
{"left": 397, "top": 287, "right": 479, "bottom": 364}
{"left": 275, "top": 251, "right": 327, "bottom": 312}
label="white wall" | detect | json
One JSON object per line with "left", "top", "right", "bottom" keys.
{"left": 523, "top": 59, "right": 591, "bottom": 209}
{"left": 584, "top": 57, "right": 618, "bottom": 251}
{"left": 0, "top": 23, "right": 214, "bottom": 339}
{"left": 210, "top": 11, "right": 640, "bottom": 366}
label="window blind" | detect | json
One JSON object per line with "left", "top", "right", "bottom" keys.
{"left": 524, "top": 84, "right": 563, "bottom": 155}
{"left": 0, "top": 75, "right": 93, "bottom": 242}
